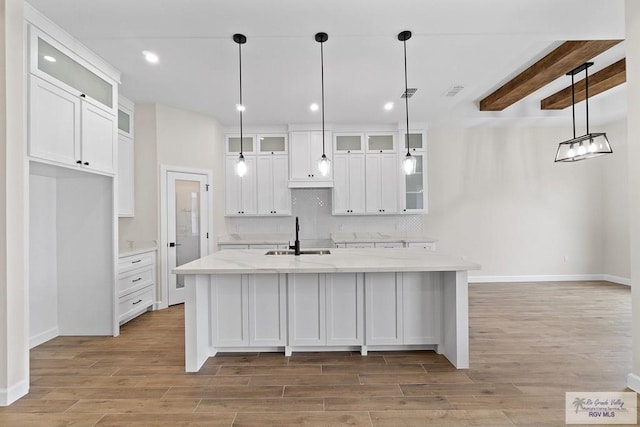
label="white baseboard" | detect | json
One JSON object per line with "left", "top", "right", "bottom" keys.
{"left": 0, "top": 379, "right": 29, "bottom": 406}
{"left": 628, "top": 373, "right": 640, "bottom": 393}
{"left": 29, "top": 327, "right": 59, "bottom": 349}
{"left": 469, "top": 274, "right": 631, "bottom": 286}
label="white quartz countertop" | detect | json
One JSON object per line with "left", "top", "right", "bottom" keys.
{"left": 218, "top": 233, "right": 291, "bottom": 245}
{"left": 331, "top": 232, "right": 438, "bottom": 244}
{"left": 119, "top": 241, "right": 157, "bottom": 257}
{"left": 173, "top": 248, "right": 480, "bottom": 275}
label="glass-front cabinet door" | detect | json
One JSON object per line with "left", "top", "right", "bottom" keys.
{"left": 226, "top": 135, "right": 255, "bottom": 155}
{"left": 30, "top": 27, "right": 116, "bottom": 113}
{"left": 334, "top": 133, "right": 364, "bottom": 153}
{"left": 399, "top": 130, "right": 427, "bottom": 213}
{"left": 366, "top": 133, "right": 395, "bottom": 153}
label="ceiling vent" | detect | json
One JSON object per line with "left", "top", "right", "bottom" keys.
{"left": 444, "top": 85, "right": 465, "bottom": 97}
{"left": 401, "top": 88, "right": 418, "bottom": 98}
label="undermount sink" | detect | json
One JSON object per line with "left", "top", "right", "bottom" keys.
{"left": 265, "top": 249, "right": 331, "bottom": 256}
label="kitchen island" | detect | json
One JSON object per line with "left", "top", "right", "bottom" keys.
{"left": 173, "top": 248, "right": 480, "bottom": 372}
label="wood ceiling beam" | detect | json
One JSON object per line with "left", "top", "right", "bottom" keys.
{"left": 540, "top": 58, "right": 626, "bottom": 110}
{"left": 479, "top": 40, "right": 623, "bottom": 111}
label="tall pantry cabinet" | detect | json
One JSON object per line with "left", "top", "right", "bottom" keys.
{"left": 26, "top": 4, "right": 122, "bottom": 347}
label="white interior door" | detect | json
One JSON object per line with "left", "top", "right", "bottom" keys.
{"left": 167, "top": 172, "right": 208, "bottom": 305}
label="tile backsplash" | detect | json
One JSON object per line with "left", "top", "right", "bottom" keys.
{"left": 226, "top": 189, "right": 423, "bottom": 247}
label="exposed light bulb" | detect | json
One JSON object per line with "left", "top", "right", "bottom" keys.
{"left": 236, "top": 155, "right": 247, "bottom": 177}
{"left": 142, "top": 50, "right": 159, "bottom": 64}
{"left": 384, "top": 102, "right": 394, "bottom": 111}
{"left": 236, "top": 104, "right": 245, "bottom": 112}
{"left": 318, "top": 155, "right": 331, "bottom": 176}
{"left": 589, "top": 139, "right": 598, "bottom": 153}
{"left": 402, "top": 153, "right": 416, "bottom": 175}
{"left": 567, "top": 144, "right": 575, "bottom": 158}
{"left": 577, "top": 143, "right": 586, "bottom": 156}
{"left": 43, "top": 55, "right": 56, "bottom": 62}
{"left": 310, "top": 103, "right": 319, "bottom": 112}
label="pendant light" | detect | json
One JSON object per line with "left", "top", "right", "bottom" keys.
{"left": 316, "top": 32, "right": 331, "bottom": 177}
{"left": 399, "top": 30, "right": 417, "bottom": 175}
{"left": 233, "top": 33, "right": 248, "bottom": 177}
{"left": 554, "top": 62, "right": 612, "bottom": 162}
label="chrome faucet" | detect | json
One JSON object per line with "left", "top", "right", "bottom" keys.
{"left": 289, "top": 216, "right": 301, "bottom": 256}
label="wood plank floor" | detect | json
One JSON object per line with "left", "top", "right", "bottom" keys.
{"left": 1, "top": 281, "right": 638, "bottom": 426}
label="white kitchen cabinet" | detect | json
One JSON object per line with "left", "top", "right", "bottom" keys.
{"left": 366, "top": 153, "right": 399, "bottom": 214}
{"left": 257, "top": 155, "right": 291, "bottom": 215}
{"left": 211, "top": 274, "right": 286, "bottom": 347}
{"left": 399, "top": 130, "right": 428, "bottom": 213}
{"left": 365, "top": 272, "right": 441, "bottom": 346}
{"left": 374, "top": 242, "right": 404, "bottom": 248}
{"left": 225, "top": 155, "right": 257, "bottom": 215}
{"left": 288, "top": 131, "right": 333, "bottom": 187}
{"left": 325, "top": 273, "right": 364, "bottom": 345}
{"left": 332, "top": 153, "right": 365, "bottom": 214}
{"left": 117, "top": 98, "right": 134, "bottom": 217}
{"left": 406, "top": 241, "right": 437, "bottom": 251}
{"left": 117, "top": 250, "right": 156, "bottom": 325}
{"left": 365, "top": 273, "right": 403, "bottom": 345}
{"left": 288, "top": 273, "right": 364, "bottom": 347}
{"left": 29, "top": 76, "right": 116, "bottom": 175}
{"left": 226, "top": 135, "right": 255, "bottom": 155}
{"left": 366, "top": 132, "right": 396, "bottom": 153}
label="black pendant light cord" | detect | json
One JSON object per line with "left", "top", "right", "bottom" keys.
{"left": 398, "top": 31, "right": 412, "bottom": 156}
{"left": 585, "top": 67, "right": 590, "bottom": 135}
{"left": 233, "top": 33, "right": 247, "bottom": 158}
{"left": 238, "top": 39, "right": 243, "bottom": 156}
{"left": 321, "top": 38, "right": 325, "bottom": 156}
{"left": 571, "top": 73, "right": 576, "bottom": 139}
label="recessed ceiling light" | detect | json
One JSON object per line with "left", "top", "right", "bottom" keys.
{"left": 236, "top": 104, "right": 245, "bottom": 112}
{"left": 384, "top": 102, "right": 394, "bottom": 111}
{"left": 310, "top": 103, "right": 319, "bottom": 112}
{"left": 142, "top": 50, "right": 159, "bottom": 64}
{"left": 43, "top": 55, "right": 56, "bottom": 63}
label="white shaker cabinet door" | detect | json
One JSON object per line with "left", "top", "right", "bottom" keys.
{"left": 402, "top": 272, "right": 442, "bottom": 345}
{"left": 248, "top": 274, "right": 287, "bottom": 346}
{"left": 81, "top": 101, "right": 116, "bottom": 174}
{"left": 326, "top": 273, "right": 363, "bottom": 345}
{"left": 379, "top": 153, "right": 399, "bottom": 213}
{"left": 29, "top": 76, "right": 80, "bottom": 166}
{"left": 287, "top": 273, "right": 326, "bottom": 346}
{"left": 211, "top": 275, "right": 249, "bottom": 346}
{"left": 347, "top": 154, "right": 366, "bottom": 214}
{"left": 289, "top": 132, "right": 312, "bottom": 180}
{"left": 117, "top": 136, "right": 134, "bottom": 217}
{"left": 271, "top": 155, "right": 291, "bottom": 214}
{"left": 365, "top": 272, "right": 403, "bottom": 345}
{"left": 256, "top": 156, "right": 273, "bottom": 215}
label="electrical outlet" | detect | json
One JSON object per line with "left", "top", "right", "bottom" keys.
{"left": 563, "top": 255, "right": 569, "bottom": 263}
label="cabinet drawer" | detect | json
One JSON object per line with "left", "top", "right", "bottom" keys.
{"left": 119, "top": 286, "right": 153, "bottom": 323}
{"left": 406, "top": 242, "right": 436, "bottom": 251}
{"left": 374, "top": 242, "right": 404, "bottom": 248}
{"left": 118, "top": 268, "right": 154, "bottom": 297}
{"left": 118, "top": 251, "right": 154, "bottom": 274}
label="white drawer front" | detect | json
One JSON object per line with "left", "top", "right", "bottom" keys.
{"left": 374, "top": 242, "right": 404, "bottom": 248}
{"left": 118, "top": 268, "right": 154, "bottom": 296}
{"left": 119, "top": 286, "right": 153, "bottom": 323}
{"left": 118, "top": 251, "right": 154, "bottom": 274}
{"left": 406, "top": 242, "right": 436, "bottom": 251}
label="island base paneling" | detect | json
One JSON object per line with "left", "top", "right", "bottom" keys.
{"left": 183, "top": 270, "right": 469, "bottom": 372}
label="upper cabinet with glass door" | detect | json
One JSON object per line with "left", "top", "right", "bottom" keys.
{"left": 334, "top": 133, "right": 364, "bottom": 154}
{"left": 366, "top": 133, "right": 396, "bottom": 154}
{"left": 257, "top": 134, "right": 287, "bottom": 155}
{"left": 29, "top": 26, "right": 118, "bottom": 114}
{"left": 226, "top": 134, "right": 256, "bottom": 155}
{"left": 399, "top": 130, "right": 428, "bottom": 213}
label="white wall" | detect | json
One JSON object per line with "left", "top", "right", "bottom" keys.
{"left": 0, "top": 0, "right": 28, "bottom": 406}
{"left": 28, "top": 174, "right": 57, "bottom": 347}
{"left": 600, "top": 119, "right": 629, "bottom": 280}
{"left": 119, "top": 103, "right": 225, "bottom": 304}
{"left": 425, "top": 125, "right": 607, "bottom": 278}
{"left": 625, "top": 0, "right": 640, "bottom": 393}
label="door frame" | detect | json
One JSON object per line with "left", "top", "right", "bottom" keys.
{"left": 159, "top": 165, "right": 214, "bottom": 309}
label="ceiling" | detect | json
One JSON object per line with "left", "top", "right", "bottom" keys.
{"left": 26, "top": 0, "right": 626, "bottom": 129}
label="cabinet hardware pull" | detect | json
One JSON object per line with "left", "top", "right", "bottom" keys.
{"left": 132, "top": 299, "right": 142, "bottom": 305}
{"left": 84, "top": 162, "right": 89, "bottom": 166}
{"left": 80, "top": 93, "right": 86, "bottom": 98}
{"left": 132, "top": 259, "right": 142, "bottom": 264}
{"left": 76, "top": 160, "right": 82, "bottom": 164}
{"left": 132, "top": 277, "right": 142, "bottom": 282}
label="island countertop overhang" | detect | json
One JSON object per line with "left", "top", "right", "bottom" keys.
{"left": 173, "top": 248, "right": 481, "bottom": 275}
